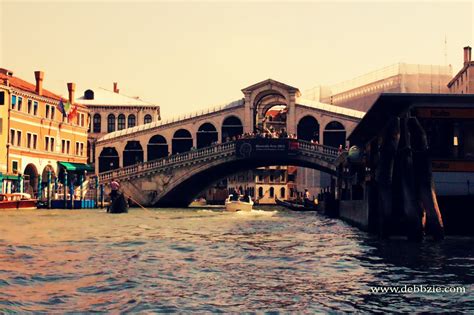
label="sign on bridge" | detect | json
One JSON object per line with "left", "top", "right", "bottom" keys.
{"left": 236, "top": 138, "right": 299, "bottom": 158}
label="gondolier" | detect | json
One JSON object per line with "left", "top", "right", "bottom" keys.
{"left": 110, "top": 179, "right": 120, "bottom": 201}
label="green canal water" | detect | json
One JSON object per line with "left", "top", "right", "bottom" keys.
{"left": 0, "top": 207, "right": 472, "bottom": 312}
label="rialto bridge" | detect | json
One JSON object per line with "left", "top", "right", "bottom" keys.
{"left": 95, "top": 79, "right": 365, "bottom": 206}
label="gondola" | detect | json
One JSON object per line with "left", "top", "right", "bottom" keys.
{"left": 107, "top": 192, "right": 129, "bottom": 214}
{"left": 275, "top": 198, "right": 318, "bottom": 212}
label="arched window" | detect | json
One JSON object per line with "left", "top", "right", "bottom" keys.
{"left": 280, "top": 187, "right": 286, "bottom": 199}
{"left": 258, "top": 187, "right": 264, "bottom": 198}
{"left": 118, "top": 114, "right": 126, "bottom": 130}
{"left": 128, "top": 114, "right": 136, "bottom": 128}
{"left": 269, "top": 187, "right": 274, "bottom": 198}
{"left": 144, "top": 114, "right": 152, "bottom": 124}
{"left": 93, "top": 114, "right": 101, "bottom": 133}
{"left": 107, "top": 114, "right": 115, "bottom": 133}
{"left": 221, "top": 116, "right": 243, "bottom": 142}
{"left": 323, "top": 121, "right": 346, "bottom": 148}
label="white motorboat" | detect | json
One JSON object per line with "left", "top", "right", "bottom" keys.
{"left": 225, "top": 194, "right": 254, "bottom": 212}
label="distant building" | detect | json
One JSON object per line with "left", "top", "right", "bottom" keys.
{"left": 448, "top": 46, "right": 473, "bottom": 94}
{"left": 0, "top": 69, "right": 89, "bottom": 196}
{"left": 75, "top": 83, "right": 160, "bottom": 168}
{"left": 226, "top": 166, "right": 297, "bottom": 205}
{"left": 303, "top": 63, "right": 453, "bottom": 112}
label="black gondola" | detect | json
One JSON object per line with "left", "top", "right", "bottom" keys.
{"left": 107, "top": 192, "right": 129, "bottom": 214}
{"left": 275, "top": 198, "right": 318, "bottom": 211}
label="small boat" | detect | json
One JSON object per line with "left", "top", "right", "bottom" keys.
{"left": 225, "top": 194, "right": 253, "bottom": 212}
{"left": 0, "top": 193, "right": 37, "bottom": 210}
{"left": 275, "top": 198, "right": 318, "bottom": 211}
{"left": 107, "top": 192, "right": 129, "bottom": 214}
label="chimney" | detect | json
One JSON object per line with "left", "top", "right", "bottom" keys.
{"left": 67, "top": 82, "right": 76, "bottom": 104}
{"left": 113, "top": 82, "right": 119, "bottom": 93}
{"left": 34, "top": 71, "right": 44, "bottom": 96}
{"left": 464, "top": 46, "right": 472, "bottom": 65}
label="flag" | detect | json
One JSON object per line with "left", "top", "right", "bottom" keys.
{"left": 64, "top": 101, "right": 71, "bottom": 115}
{"left": 58, "top": 100, "right": 66, "bottom": 116}
{"left": 68, "top": 104, "right": 78, "bottom": 121}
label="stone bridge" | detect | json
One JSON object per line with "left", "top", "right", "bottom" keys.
{"left": 95, "top": 79, "right": 364, "bottom": 174}
{"left": 98, "top": 138, "right": 340, "bottom": 207}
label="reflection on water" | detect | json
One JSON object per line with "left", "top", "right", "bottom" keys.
{"left": 0, "top": 208, "right": 472, "bottom": 312}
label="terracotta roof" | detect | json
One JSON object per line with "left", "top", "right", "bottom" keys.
{"left": 0, "top": 73, "right": 64, "bottom": 101}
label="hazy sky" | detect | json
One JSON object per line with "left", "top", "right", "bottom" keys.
{"left": 1, "top": 1, "right": 473, "bottom": 116}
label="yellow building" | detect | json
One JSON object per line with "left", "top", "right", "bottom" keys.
{"left": 0, "top": 68, "right": 89, "bottom": 196}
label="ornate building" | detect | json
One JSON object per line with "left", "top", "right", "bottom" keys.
{"left": 75, "top": 83, "right": 160, "bottom": 169}
{"left": 0, "top": 68, "right": 89, "bottom": 195}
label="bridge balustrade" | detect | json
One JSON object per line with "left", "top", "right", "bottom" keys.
{"left": 98, "top": 139, "right": 341, "bottom": 184}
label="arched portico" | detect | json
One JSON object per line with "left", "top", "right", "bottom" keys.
{"left": 298, "top": 116, "right": 320, "bottom": 142}
{"left": 123, "top": 141, "right": 144, "bottom": 166}
{"left": 23, "top": 164, "right": 38, "bottom": 196}
{"left": 323, "top": 121, "right": 346, "bottom": 148}
{"left": 221, "top": 116, "right": 243, "bottom": 142}
{"left": 172, "top": 129, "right": 193, "bottom": 154}
{"left": 148, "top": 135, "right": 168, "bottom": 161}
{"left": 197, "top": 123, "right": 218, "bottom": 149}
{"left": 99, "top": 147, "right": 120, "bottom": 173}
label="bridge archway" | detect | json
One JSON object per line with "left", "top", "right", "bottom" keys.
{"left": 148, "top": 135, "right": 168, "bottom": 161}
{"left": 123, "top": 141, "right": 144, "bottom": 166}
{"left": 221, "top": 116, "right": 243, "bottom": 142}
{"left": 155, "top": 146, "right": 337, "bottom": 207}
{"left": 298, "top": 116, "right": 320, "bottom": 142}
{"left": 253, "top": 91, "right": 288, "bottom": 132}
{"left": 23, "top": 163, "right": 38, "bottom": 196}
{"left": 172, "top": 129, "right": 193, "bottom": 154}
{"left": 323, "top": 121, "right": 346, "bottom": 148}
{"left": 99, "top": 147, "right": 120, "bottom": 173}
{"left": 197, "top": 123, "right": 218, "bottom": 149}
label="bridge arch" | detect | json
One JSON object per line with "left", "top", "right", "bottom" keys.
{"left": 221, "top": 116, "right": 243, "bottom": 142}
{"left": 99, "top": 147, "right": 120, "bottom": 173}
{"left": 323, "top": 121, "right": 346, "bottom": 148}
{"left": 297, "top": 115, "right": 320, "bottom": 142}
{"left": 172, "top": 129, "right": 193, "bottom": 154}
{"left": 253, "top": 90, "right": 288, "bottom": 132}
{"left": 148, "top": 135, "right": 168, "bottom": 161}
{"left": 196, "top": 122, "right": 218, "bottom": 149}
{"left": 155, "top": 143, "right": 337, "bottom": 207}
{"left": 123, "top": 141, "right": 144, "bottom": 166}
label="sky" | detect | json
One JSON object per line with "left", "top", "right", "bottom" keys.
{"left": 1, "top": 1, "right": 473, "bottom": 117}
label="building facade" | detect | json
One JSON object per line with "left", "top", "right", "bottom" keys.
{"left": 0, "top": 68, "right": 89, "bottom": 196}
{"left": 448, "top": 46, "right": 473, "bottom": 94}
{"left": 75, "top": 83, "right": 160, "bottom": 168}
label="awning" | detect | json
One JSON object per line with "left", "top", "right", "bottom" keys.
{"left": 58, "top": 162, "right": 94, "bottom": 172}
{"left": 0, "top": 173, "right": 21, "bottom": 180}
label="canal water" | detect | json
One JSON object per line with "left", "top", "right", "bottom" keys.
{"left": 0, "top": 208, "right": 472, "bottom": 313}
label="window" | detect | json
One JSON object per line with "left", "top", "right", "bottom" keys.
{"left": 258, "top": 187, "right": 263, "bottom": 198}
{"left": 0, "top": 91, "right": 4, "bottom": 105}
{"left": 144, "top": 114, "right": 152, "bottom": 124}
{"left": 61, "top": 139, "right": 66, "bottom": 153}
{"left": 27, "top": 133, "right": 32, "bottom": 148}
{"left": 16, "top": 131, "right": 21, "bottom": 147}
{"left": 33, "top": 101, "right": 38, "bottom": 115}
{"left": 93, "top": 114, "right": 101, "bottom": 133}
{"left": 75, "top": 142, "right": 79, "bottom": 155}
{"left": 80, "top": 113, "right": 85, "bottom": 127}
{"left": 51, "top": 106, "right": 55, "bottom": 120}
{"left": 66, "top": 140, "right": 70, "bottom": 154}
{"left": 107, "top": 114, "right": 115, "bottom": 133}
{"left": 12, "top": 161, "right": 18, "bottom": 173}
{"left": 280, "top": 187, "right": 286, "bottom": 198}
{"left": 11, "top": 95, "right": 16, "bottom": 109}
{"left": 17, "top": 97, "right": 22, "bottom": 111}
{"left": 46, "top": 104, "right": 50, "bottom": 118}
{"left": 118, "top": 114, "right": 126, "bottom": 130}
{"left": 45, "top": 137, "right": 50, "bottom": 151}
{"left": 269, "top": 187, "right": 274, "bottom": 198}
{"left": 28, "top": 100, "right": 32, "bottom": 114}
{"left": 80, "top": 143, "right": 84, "bottom": 156}
{"left": 32, "top": 134, "right": 37, "bottom": 149}
{"left": 9, "top": 129, "right": 15, "bottom": 145}
{"left": 128, "top": 114, "right": 136, "bottom": 128}
{"left": 50, "top": 137, "right": 55, "bottom": 152}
